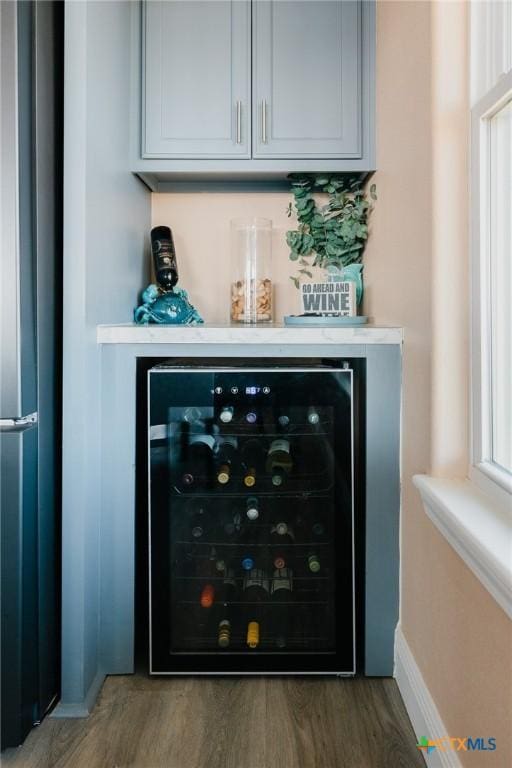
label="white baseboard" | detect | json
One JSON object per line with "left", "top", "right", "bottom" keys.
{"left": 394, "top": 626, "right": 462, "bottom": 768}
{"left": 50, "top": 669, "right": 105, "bottom": 718}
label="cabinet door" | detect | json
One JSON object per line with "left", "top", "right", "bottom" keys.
{"left": 143, "top": 1, "right": 251, "bottom": 158}
{"left": 252, "top": 0, "right": 362, "bottom": 159}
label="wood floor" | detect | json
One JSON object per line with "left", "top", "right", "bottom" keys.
{"left": 2, "top": 675, "right": 425, "bottom": 768}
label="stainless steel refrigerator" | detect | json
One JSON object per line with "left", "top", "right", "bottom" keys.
{"left": 0, "top": 0, "right": 63, "bottom": 749}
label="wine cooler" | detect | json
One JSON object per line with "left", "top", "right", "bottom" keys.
{"left": 148, "top": 361, "right": 357, "bottom": 674}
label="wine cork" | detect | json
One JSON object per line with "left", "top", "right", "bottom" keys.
{"left": 231, "top": 278, "right": 272, "bottom": 323}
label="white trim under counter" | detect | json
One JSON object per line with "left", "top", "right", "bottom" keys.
{"left": 414, "top": 475, "right": 512, "bottom": 619}
{"left": 96, "top": 323, "right": 403, "bottom": 345}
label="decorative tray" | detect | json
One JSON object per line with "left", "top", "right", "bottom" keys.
{"left": 283, "top": 315, "right": 368, "bottom": 326}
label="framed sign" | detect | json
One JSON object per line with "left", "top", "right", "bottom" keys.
{"left": 300, "top": 280, "right": 356, "bottom": 316}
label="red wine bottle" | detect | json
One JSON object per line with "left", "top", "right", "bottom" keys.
{"left": 151, "top": 225, "right": 178, "bottom": 290}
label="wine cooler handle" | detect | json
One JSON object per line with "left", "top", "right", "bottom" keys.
{"left": 261, "top": 99, "right": 268, "bottom": 144}
{"left": 236, "top": 100, "right": 242, "bottom": 144}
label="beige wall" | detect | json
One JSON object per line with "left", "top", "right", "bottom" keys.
{"left": 152, "top": 190, "right": 299, "bottom": 324}
{"left": 151, "top": 2, "right": 512, "bottom": 764}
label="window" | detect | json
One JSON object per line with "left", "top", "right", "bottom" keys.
{"left": 471, "top": 2, "right": 512, "bottom": 499}
{"left": 489, "top": 99, "right": 511, "bottom": 475}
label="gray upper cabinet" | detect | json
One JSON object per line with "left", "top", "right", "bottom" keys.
{"left": 252, "top": 1, "right": 362, "bottom": 159}
{"left": 136, "top": 0, "right": 375, "bottom": 183}
{"left": 143, "top": 1, "right": 251, "bottom": 158}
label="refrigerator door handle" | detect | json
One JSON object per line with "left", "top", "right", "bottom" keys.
{"left": 0, "top": 412, "right": 38, "bottom": 433}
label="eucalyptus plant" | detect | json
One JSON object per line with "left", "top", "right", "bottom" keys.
{"left": 286, "top": 174, "right": 377, "bottom": 288}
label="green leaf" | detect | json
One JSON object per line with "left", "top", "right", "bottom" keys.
{"left": 298, "top": 269, "right": 313, "bottom": 278}
{"left": 300, "top": 233, "right": 315, "bottom": 253}
{"left": 289, "top": 276, "right": 300, "bottom": 289}
{"left": 287, "top": 172, "right": 375, "bottom": 276}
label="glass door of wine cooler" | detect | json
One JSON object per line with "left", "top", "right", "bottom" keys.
{"left": 148, "top": 363, "right": 355, "bottom": 674}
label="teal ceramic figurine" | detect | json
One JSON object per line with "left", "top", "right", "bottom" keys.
{"left": 134, "top": 284, "right": 203, "bottom": 325}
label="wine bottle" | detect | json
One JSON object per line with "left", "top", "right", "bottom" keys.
{"left": 243, "top": 568, "right": 270, "bottom": 603}
{"left": 311, "top": 520, "right": 326, "bottom": 537}
{"left": 217, "top": 569, "right": 237, "bottom": 648}
{"left": 266, "top": 439, "right": 293, "bottom": 486}
{"left": 245, "top": 411, "right": 258, "bottom": 425}
{"left": 218, "top": 619, "right": 231, "bottom": 648}
{"left": 270, "top": 522, "right": 294, "bottom": 544}
{"left": 307, "top": 406, "right": 320, "bottom": 425}
{"left": 200, "top": 583, "right": 215, "bottom": 608}
{"left": 270, "top": 522, "right": 294, "bottom": 568}
{"left": 243, "top": 568, "right": 270, "bottom": 602}
{"left": 241, "top": 439, "right": 265, "bottom": 488}
{"left": 182, "top": 434, "right": 215, "bottom": 486}
{"left": 271, "top": 567, "right": 293, "bottom": 601}
{"left": 190, "top": 514, "right": 205, "bottom": 540}
{"left": 246, "top": 621, "right": 260, "bottom": 649}
{"left": 151, "top": 225, "right": 178, "bottom": 290}
{"left": 216, "top": 437, "right": 237, "bottom": 485}
{"left": 214, "top": 551, "right": 227, "bottom": 574}
{"left": 239, "top": 519, "right": 267, "bottom": 571}
{"left": 222, "top": 568, "right": 238, "bottom": 602}
{"left": 223, "top": 510, "right": 242, "bottom": 536}
{"left": 242, "top": 564, "right": 265, "bottom": 648}
{"left": 182, "top": 406, "right": 203, "bottom": 425}
{"left": 195, "top": 546, "right": 221, "bottom": 577}
{"left": 241, "top": 554, "right": 255, "bottom": 571}
{"left": 219, "top": 406, "right": 234, "bottom": 424}
{"left": 270, "top": 570, "right": 294, "bottom": 649}
{"left": 272, "top": 611, "right": 289, "bottom": 650}
{"left": 307, "top": 552, "right": 321, "bottom": 573}
{"left": 246, "top": 496, "right": 259, "bottom": 521}
{"left": 277, "top": 412, "right": 290, "bottom": 430}
{"left": 188, "top": 501, "right": 208, "bottom": 539}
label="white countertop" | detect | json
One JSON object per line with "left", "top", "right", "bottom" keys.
{"left": 96, "top": 323, "right": 403, "bottom": 345}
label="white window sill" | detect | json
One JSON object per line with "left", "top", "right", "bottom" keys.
{"left": 413, "top": 475, "right": 512, "bottom": 619}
